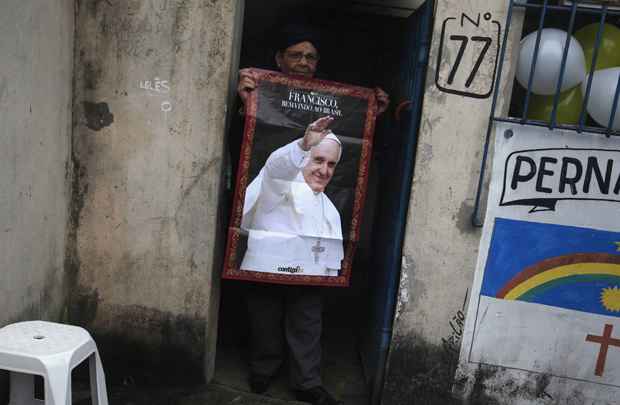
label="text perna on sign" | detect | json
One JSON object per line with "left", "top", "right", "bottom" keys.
{"left": 501, "top": 148, "right": 620, "bottom": 211}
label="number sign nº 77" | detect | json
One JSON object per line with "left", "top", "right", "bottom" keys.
{"left": 435, "top": 12, "right": 501, "bottom": 99}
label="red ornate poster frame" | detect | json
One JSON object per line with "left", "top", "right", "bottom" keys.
{"left": 222, "top": 68, "right": 377, "bottom": 287}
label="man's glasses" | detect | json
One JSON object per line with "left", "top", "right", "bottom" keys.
{"left": 284, "top": 51, "right": 320, "bottom": 63}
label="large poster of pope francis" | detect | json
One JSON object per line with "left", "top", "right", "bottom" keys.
{"left": 223, "top": 69, "right": 377, "bottom": 286}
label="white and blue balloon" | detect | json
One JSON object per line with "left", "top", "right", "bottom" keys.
{"left": 516, "top": 26, "right": 620, "bottom": 130}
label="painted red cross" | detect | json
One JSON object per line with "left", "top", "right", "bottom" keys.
{"left": 585, "top": 324, "right": 620, "bottom": 376}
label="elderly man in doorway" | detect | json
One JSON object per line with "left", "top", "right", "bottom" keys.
{"left": 236, "top": 25, "right": 389, "bottom": 405}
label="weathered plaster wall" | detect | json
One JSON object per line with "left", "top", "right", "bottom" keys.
{"left": 71, "top": 0, "right": 237, "bottom": 380}
{"left": 381, "top": 1, "right": 524, "bottom": 403}
{"left": 0, "top": 0, "right": 73, "bottom": 325}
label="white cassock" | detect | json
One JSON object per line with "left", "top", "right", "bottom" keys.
{"left": 240, "top": 139, "right": 344, "bottom": 276}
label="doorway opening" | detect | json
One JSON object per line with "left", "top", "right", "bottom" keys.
{"left": 214, "top": 1, "right": 433, "bottom": 404}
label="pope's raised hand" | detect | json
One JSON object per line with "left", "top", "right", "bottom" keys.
{"left": 300, "top": 116, "right": 334, "bottom": 151}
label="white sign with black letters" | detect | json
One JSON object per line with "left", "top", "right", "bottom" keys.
{"left": 501, "top": 147, "right": 620, "bottom": 212}
{"left": 498, "top": 127, "right": 620, "bottom": 217}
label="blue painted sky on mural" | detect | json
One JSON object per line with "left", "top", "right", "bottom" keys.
{"left": 481, "top": 218, "right": 620, "bottom": 317}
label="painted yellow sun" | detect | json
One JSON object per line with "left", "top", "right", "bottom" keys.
{"left": 601, "top": 286, "right": 620, "bottom": 312}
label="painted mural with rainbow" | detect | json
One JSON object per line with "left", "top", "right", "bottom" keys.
{"left": 458, "top": 123, "right": 620, "bottom": 396}
{"left": 482, "top": 218, "right": 620, "bottom": 317}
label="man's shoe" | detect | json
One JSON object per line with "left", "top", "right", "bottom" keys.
{"left": 249, "top": 373, "right": 272, "bottom": 394}
{"left": 295, "top": 386, "right": 344, "bottom": 405}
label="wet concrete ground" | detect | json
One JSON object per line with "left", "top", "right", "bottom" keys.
{"left": 74, "top": 382, "right": 307, "bottom": 405}
{"left": 75, "top": 343, "right": 364, "bottom": 405}
{"left": 182, "top": 384, "right": 308, "bottom": 405}
{"left": 68, "top": 329, "right": 367, "bottom": 405}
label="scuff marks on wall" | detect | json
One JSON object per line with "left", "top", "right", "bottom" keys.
{"left": 417, "top": 142, "right": 434, "bottom": 167}
{"left": 174, "top": 156, "right": 222, "bottom": 278}
{"left": 455, "top": 200, "right": 476, "bottom": 235}
{"left": 383, "top": 341, "right": 560, "bottom": 405}
{"left": 65, "top": 127, "right": 87, "bottom": 325}
{"left": 456, "top": 364, "right": 559, "bottom": 405}
{"left": 83, "top": 61, "right": 102, "bottom": 90}
{"left": 172, "top": 0, "right": 192, "bottom": 53}
{"left": 394, "top": 254, "right": 412, "bottom": 323}
{"left": 0, "top": 76, "right": 7, "bottom": 105}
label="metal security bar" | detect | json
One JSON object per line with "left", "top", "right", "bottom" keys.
{"left": 471, "top": 0, "right": 620, "bottom": 226}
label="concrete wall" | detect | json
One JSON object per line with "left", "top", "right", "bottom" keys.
{"left": 381, "top": 1, "right": 524, "bottom": 403}
{"left": 0, "top": 0, "right": 74, "bottom": 325}
{"left": 71, "top": 0, "right": 237, "bottom": 381}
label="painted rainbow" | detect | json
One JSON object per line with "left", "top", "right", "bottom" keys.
{"left": 497, "top": 253, "right": 620, "bottom": 300}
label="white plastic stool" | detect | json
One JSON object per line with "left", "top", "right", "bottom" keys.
{"left": 0, "top": 321, "right": 109, "bottom": 405}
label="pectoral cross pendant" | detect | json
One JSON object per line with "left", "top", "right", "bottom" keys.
{"left": 312, "top": 239, "right": 325, "bottom": 264}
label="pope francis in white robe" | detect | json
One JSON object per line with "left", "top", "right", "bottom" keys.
{"left": 240, "top": 130, "right": 344, "bottom": 277}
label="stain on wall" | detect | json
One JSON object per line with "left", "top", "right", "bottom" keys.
{"left": 382, "top": 335, "right": 461, "bottom": 404}
{"left": 83, "top": 101, "right": 114, "bottom": 131}
{"left": 454, "top": 363, "right": 596, "bottom": 405}
{"left": 70, "top": 291, "right": 206, "bottom": 385}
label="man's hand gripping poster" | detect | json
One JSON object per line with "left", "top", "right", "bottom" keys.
{"left": 222, "top": 69, "right": 377, "bottom": 286}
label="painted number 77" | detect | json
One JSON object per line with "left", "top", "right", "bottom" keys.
{"left": 447, "top": 35, "right": 492, "bottom": 88}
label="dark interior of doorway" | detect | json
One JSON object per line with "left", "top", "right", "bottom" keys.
{"left": 215, "top": 2, "right": 420, "bottom": 403}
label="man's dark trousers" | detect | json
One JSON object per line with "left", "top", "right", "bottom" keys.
{"left": 246, "top": 283, "right": 322, "bottom": 390}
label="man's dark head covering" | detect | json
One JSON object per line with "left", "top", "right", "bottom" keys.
{"left": 275, "top": 22, "right": 322, "bottom": 53}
